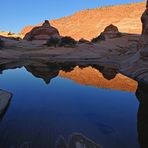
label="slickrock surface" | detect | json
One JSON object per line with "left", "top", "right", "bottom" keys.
{"left": 0, "top": 32, "right": 140, "bottom": 61}
{"left": 120, "top": 1, "right": 148, "bottom": 84}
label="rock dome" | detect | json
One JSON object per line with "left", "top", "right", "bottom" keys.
{"left": 102, "top": 24, "right": 122, "bottom": 39}
{"left": 24, "top": 20, "right": 60, "bottom": 40}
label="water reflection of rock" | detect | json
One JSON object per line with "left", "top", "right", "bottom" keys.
{"left": 56, "top": 133, "right": 102, "bottom": 148}
{"left": 92, "top": 65, "right": 118, "bottom": 80}
{"left": 136, "top": 82, "right": 148, "bottom": 148}
{"left": 25, "top": 62, "right": 77, "bottom": 84}
{"left": 24, "top": 63, "right": 137, "bottom": 93}
{"left": 60, "top": 66, "right": 137, "bottom": 92}
{"left": 0, "top": 61, "right": 137, "bottom": 92}
{"left": 25, "top": 65, "right": 59, "bottom": 84}
{"left": 0, "top": 61, "right": 23, "bottom": 74}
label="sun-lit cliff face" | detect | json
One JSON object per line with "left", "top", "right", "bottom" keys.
{"left": 59, "top": 66, "right": 138, "bottom": 92}
{"left": 21, "top": 2, "right": 145, "bottom": 40}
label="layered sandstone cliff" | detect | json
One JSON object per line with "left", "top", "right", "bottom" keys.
{"left": 21, "top": 2, "right": 145, "bottom": 40}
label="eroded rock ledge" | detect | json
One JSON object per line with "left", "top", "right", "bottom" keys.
{"left": 120, "top": 1, "right": 148, "bottom": 84}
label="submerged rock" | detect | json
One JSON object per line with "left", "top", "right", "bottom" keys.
{"left": 0, "top": 90, "right": 12, "bottom": 116}
{"left": 69, "top": 133, "right": 102, "bottom": 148}
{"left": 56, "top": 137, "right": 68, "bottom": 148}
{"left": 24, "top": 20, "right": 60, "bottom": 41}
{"left": 56, "top": 133, "right": 102, "bottom": 148}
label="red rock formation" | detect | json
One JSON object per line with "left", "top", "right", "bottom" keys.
{"left": 102, "top": 24, "right": 122, "bottom": 39}
{"left": 23, "top": 20, "right": 60, "bottom": 40}
{"left": 140, "top": 1, "right": 148, "bottom": 57}
{"left": 21, "top": 2, "right": 145, "bottom": 40}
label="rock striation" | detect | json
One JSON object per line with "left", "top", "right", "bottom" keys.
{"left": 120, "top": 1, "right": 148, "bottom": 84}
{"left": 23, "top": 20, "right": 60, "bottom": 41}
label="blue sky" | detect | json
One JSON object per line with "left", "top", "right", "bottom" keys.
{"left": 0, "top": 0, "right": 143, "bottom": 33}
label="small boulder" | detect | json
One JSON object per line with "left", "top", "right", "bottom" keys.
{"left": 0, "top": 90, "right": 12, "bottom": 116}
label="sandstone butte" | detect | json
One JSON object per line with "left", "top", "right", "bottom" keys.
{"left": 21, "top": 2, "right": 145, "bottom": 40}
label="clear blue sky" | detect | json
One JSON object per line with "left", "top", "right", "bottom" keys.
{"left": 0, "top": 0, "right": 143, "bottom": 33}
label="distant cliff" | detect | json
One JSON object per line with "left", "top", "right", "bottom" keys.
{"left": 21, "top": 2, "right": 145, "bottom": 40}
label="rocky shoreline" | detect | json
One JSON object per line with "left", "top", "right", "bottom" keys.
{"left": 0, "top": 32, "right": 146, "bottom": 85}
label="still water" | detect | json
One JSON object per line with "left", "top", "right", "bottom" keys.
{"left": 0, "top": 62, "right": 147, "bottom": 148}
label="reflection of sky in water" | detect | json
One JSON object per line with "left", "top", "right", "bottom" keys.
{"left": 0, "top": 68, "right": 139, "bottom": 148}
